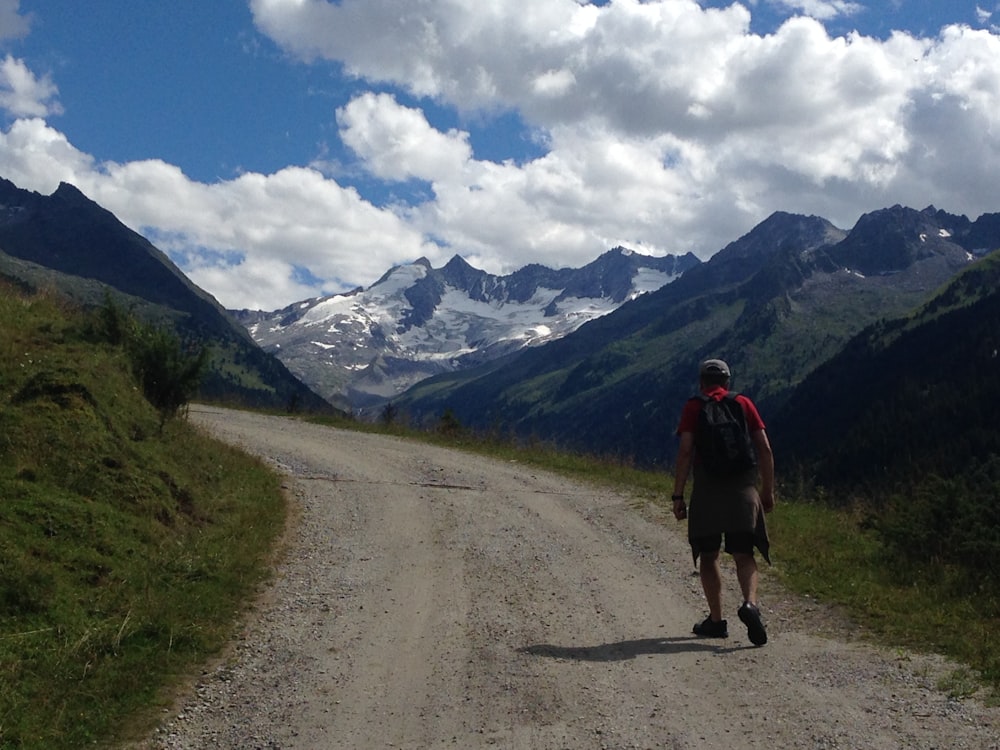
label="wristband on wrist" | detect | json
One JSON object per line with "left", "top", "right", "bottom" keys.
{"left": 671, "top": 494, "right": 685, "bottom": 502}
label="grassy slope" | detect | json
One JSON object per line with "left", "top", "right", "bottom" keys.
{"left": 0, "top": 286, "right": 287, "bottom": 749}
{"left": 0, "top": 248, "right": 337, "bottom": 416}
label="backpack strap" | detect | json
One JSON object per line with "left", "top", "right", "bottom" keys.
{"left": 693, "top": 392, "right": 740, "bottom": 403}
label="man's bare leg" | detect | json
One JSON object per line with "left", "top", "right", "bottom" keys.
{"left": 699, "top": 549, "right": 724, "bottom": 621}
{"left": 734, "top": 552, "right": 768, "bottom": 645}
{"left": 733, "top": 552, "right": 758, "bottom": 605}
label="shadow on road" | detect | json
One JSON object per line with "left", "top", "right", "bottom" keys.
{"left": 518, "top": 636, "right": 739, "bottom": 661}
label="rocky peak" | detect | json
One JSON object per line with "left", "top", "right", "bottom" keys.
{"left": 440, "top": 254, "right": 498, "bottom": 302}
{"left": 238, "top": 248, "right": 696, "bottom": 409}
{"left": 713, "top": 212, "right": 845, "bottom": 264}
{"left": 828, "top": 205, "right": 967, "bottom": 275}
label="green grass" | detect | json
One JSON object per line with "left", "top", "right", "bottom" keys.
{"left": 767, "top": 499, "right": 1000, "bottom": 698}
{"left": 0, "top": 286, "right": 287, "bottom": 748}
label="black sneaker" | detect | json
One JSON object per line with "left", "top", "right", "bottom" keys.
{"left": 692, "top": 616, "right": 728, "bottom": 638}
{"left": 738, "top": 602, "right": 767, "bottom": 646}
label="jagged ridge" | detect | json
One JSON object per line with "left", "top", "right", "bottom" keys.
{"left": 232, "top": 248, "right": 700, "bottom": 410}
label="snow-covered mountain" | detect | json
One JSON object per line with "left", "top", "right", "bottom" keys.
{"left": 232, "top": 247, "right": 700, "bottom": 411}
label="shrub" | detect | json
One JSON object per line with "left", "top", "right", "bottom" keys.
{"left": 876, "top": 456, "right": 1000, "bottom": 586}
{"left": 90, "top": 294, "right": 207, "bottom": 429}
{"left": 128, "top": 322, "right": 208, "bottom": 428}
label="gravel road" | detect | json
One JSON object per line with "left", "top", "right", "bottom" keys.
{"left": 138, "top": 405, "right": 999, "bottom": 749}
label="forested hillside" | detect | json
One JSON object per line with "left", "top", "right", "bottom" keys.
{"left": 770, "top": 251, "right": 1000, "bottom": 584}
{"left": 774, "top": 249, "right": 1000, "bottom": 493}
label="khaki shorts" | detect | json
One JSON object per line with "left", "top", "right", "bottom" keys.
{"left": 690, "top": 531, "right": 755, "bottom": 558}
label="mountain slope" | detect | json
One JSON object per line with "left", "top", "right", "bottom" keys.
{"left": 395, "top": 207, "right": 995, "bottom": 466}
{"left": 0, "top": 177, "right": 334, "bottom": 413}
{"left": 771, "top": 248, "right": 1000, "bottom": 492}
{"left": 233, "top": 247, "right": 699, "bottom": 409}
{"left": 0, "top": 180, "right": 236, "bottom": 338}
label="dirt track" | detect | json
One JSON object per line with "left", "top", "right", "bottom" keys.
{"left": 141, "top": 405, "right": 999, "bottom": 749}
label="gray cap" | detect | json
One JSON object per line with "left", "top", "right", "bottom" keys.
{"left": 699, "top": 358, "right": 731, "bottom": 377}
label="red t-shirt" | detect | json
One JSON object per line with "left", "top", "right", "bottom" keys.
{"left": 676, "top": 386, "right": 766, "bottom": 435}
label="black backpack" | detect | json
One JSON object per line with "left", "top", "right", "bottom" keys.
{"left": 692, "top": 393, "right": 757, "bottom": 476}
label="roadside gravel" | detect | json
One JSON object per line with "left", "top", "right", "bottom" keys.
{"left": 135, "top": 405, "right": 999, "bottom": 749}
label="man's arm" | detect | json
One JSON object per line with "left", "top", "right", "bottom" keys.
{"left": 672, "top": 432, "right": 694, "bottom": 520}
{"left": 752, "top": 429, "right": 775, "bottom": 512}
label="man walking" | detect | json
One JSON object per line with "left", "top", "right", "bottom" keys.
{"left": 671, "top": 359, "right": 775, "bottom": 646}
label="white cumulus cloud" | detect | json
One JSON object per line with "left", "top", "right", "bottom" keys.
{"left": 336, "top": 93, "right": 473, "bottom": 184}
{"left": 0, "top": 55, "right": 62, "bottom": 118}
{"left": 247, "top": 0, "right": 1000, "bottom": 254}
{"left": 1, "top": 0, "right": 1000, "bottom": 310}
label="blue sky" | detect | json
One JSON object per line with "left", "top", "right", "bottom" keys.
{"left": 1, "top": 0, "right": 999, "bottom": 309}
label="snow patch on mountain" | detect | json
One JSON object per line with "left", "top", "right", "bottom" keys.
{"left": 232, "top": 248, "right": 700, "bottom": 411}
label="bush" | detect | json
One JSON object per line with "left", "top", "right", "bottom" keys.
{"left": 380, "top": 401, "right": 399, "bottom": 426}
{"left": 876, "top": 456, "right": 1000, "bottom": 584}
{"left": 437, "top": 408, "right": 463, "bottom": 436}
{"left": 91, "top": 294, "right": 207, "bottom": 428}
{"left": 128, "top": 322, "right": 208, "bottom": 428}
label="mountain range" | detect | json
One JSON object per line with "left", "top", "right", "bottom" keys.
{"left": 392, "top": 205, "right": 998, "bottom": 468}
{"left": 232, "top": 249, "right": 699, "bottom": 410}
{"left": 3, "top": 174, "right": 999, "bottom": 495}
